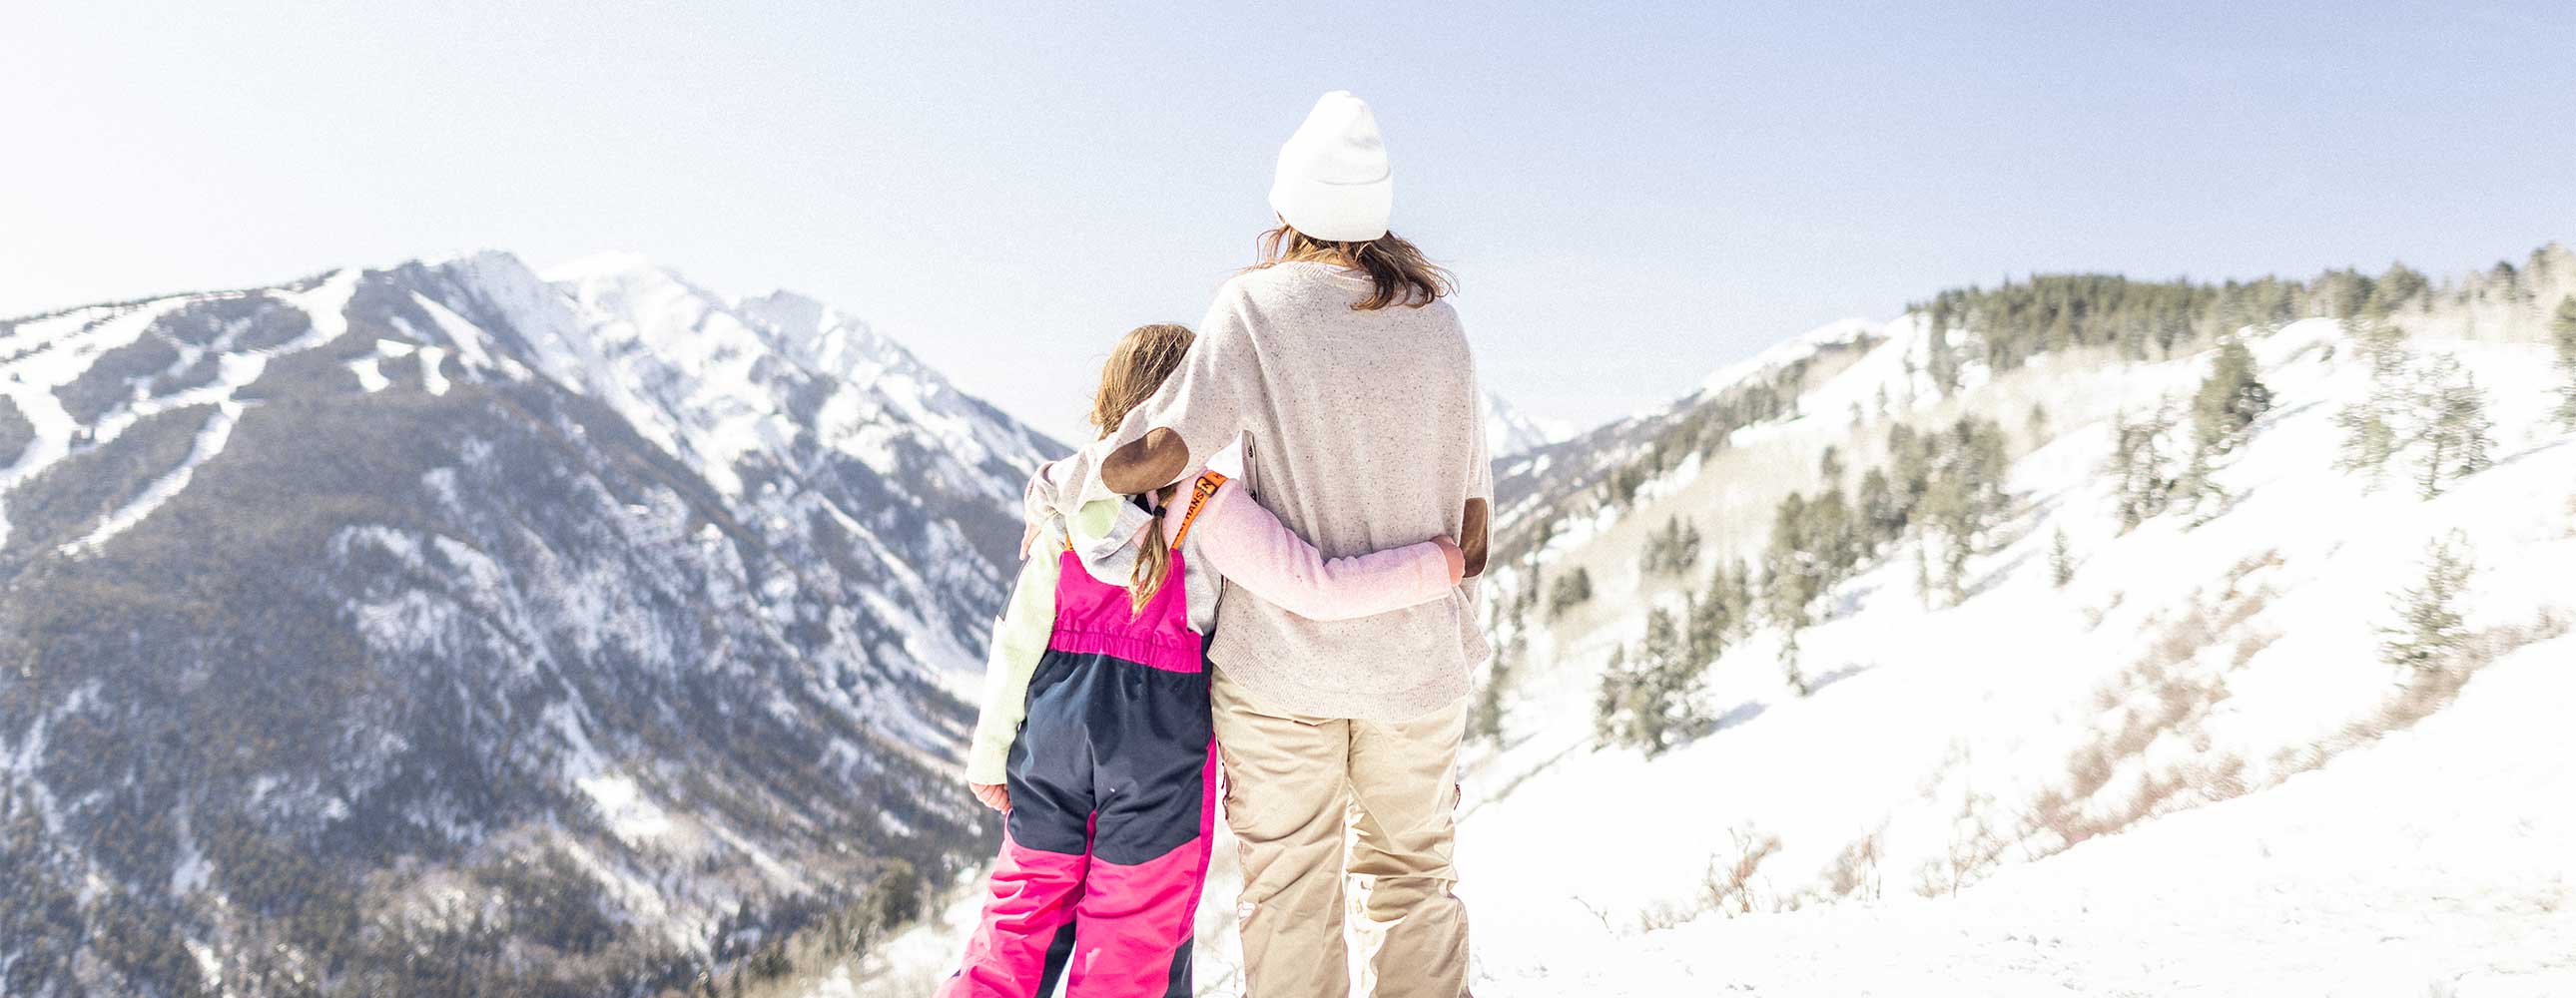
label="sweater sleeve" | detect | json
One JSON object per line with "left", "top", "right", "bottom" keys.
{"left": 965, "top": 545, "right": 1062, "bottom": 785}
{"left": 1186, "top": 485, "right": 1454, "bottom": 622}
{"left": 1035, "top": 285, "right": 1261, "bottom": 518}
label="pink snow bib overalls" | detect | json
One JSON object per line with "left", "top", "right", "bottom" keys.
{"left": 941, "top": 473, "right": 1226, "bottom": 998}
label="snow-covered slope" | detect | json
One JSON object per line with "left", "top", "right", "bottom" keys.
{"left": 0, "top": 253, "right": 1061, "bottom": 997}
{"left": 813, "top": 249, "right": 2576, "bottom": 997}
{"left": 1458, "top": 318, "right": 2576, "bottom": 994}
{"left": 1478, "top": 630, "right": 2576, "bottom": 995}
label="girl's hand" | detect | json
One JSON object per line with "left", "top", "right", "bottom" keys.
{"left": 970, "top": 781, "right": 1010, "bottom": 812}
{"left": 1434, "top": 537, "right": 1466, "bottom": 585}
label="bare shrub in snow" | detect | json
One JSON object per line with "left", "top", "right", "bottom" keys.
{"left": 1914, "top": 792, "right": 2012, "bottom": 899}
{"left": 1703, "top": 825, "right": 1784, "bottom": 916}
{"left": 2021, "top": 783, "right": 2087, "bottom": 854}
{"left": 2083, "top": 589, "right": 2124, "bottom": 630}
{"left": 2024, "top": 573, "right": 2275, "bottom": 856}
{"left": 1823, "top": 827, "right": 1885, "bottom": 902}
{"left": 2255, "top": 609, "right": 2576, "bottom": 794}
{"left": 2230, "top": 630, "right": 2280, "bottom": 671}
{"left": 1633, "top": 897, "right": 1701, "bottom": 933}
{"left": 2371, "top": 609, "right": 2570, "bottom": 736}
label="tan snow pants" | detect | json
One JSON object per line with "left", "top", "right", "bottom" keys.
{"left": 1212, "top": 667, "right": 1471, "bottom": 997}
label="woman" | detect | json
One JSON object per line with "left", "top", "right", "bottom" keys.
{"left": 1029, "top": 91, "right": 1491, "bottom": 998}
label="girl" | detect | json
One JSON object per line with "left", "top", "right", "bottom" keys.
{"left": 940, "top": 323, "right": 1463, "bottom": 998}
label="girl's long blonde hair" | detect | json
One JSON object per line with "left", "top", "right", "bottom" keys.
{"left": 1247, "top": 223, "right": 1455, "bottom": 310}
{"left": 1089, "top": 323, "right": 1196, "bottom": 615}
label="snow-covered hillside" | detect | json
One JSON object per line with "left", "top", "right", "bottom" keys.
{"left": 814, "top": 248, "right": 2576, "bottom": 997}
{"left": 1459, "top": 314, "right": 2576, "bottom": 994}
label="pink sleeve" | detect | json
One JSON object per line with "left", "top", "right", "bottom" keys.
{"left": 1185, "top": 486, "right": 1454, "bottom": 621}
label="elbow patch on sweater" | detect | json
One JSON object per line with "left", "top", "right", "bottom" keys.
{"left": 1103, "top": 427, "right": 1191, "bottom": 495}
{"left": 1461, "top": 498, "right": 1490, "bottom": 578}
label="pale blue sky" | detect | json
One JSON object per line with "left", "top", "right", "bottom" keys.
{"left": 6, "top": 2, "right": 2572, "bottom": 441}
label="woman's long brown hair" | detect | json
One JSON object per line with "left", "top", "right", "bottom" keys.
{"left": 1089, "top": 323, "right": 1196, "bottom": 615}
{"left": 1248, "top": 224, "right": 1455, "bottom": 310}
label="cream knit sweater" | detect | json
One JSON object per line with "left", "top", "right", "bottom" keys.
{"left": 1032, "top": 261, "right": 1492, "bottom": 722}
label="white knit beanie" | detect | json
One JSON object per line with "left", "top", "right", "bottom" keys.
{"left": 1268, "top": 91, "right": 1394, "bottom": 243}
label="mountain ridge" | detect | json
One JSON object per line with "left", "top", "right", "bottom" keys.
{"left": 0, "top": 250, "right": 1061, "bottom": 997}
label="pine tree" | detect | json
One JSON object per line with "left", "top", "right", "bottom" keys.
{"left": 1887, "top": 423, "right": 1931, "bottom": 509}
{"left": 2550, "top": 294, "right": 2576, "bottom": 432}
{"left": 1472, "top": 601, "right": 1522, "bottom": 742}
{"left": 1637, "top": 606, "right": 1702, "bottom": 751}
{"left": 1639, "top": 515, "right": 1703, "bottom": 577}
{"left": 1594, "top": 611, "right": 1709, "bottom": 754}
{"left": 868, "top": 859, "right": 923, "bottom": 930}
{"left": 2171, "top": 442, "right": 2227, "bottom": 522}
{"left": 1917, "top": 472, "right": 1973, "bottom": 603}
{"left": 1594, "top": 645, "right": 1633, "bottom": 744}
{"left": 2049, "top": 527, "right": 2075, "bottom": 589}
{"left": 2379, "top": 532, "right": 2473, "bottom": 672}
{"left": 1470, "top": 667, "right": 1506, "bottom": 743}
{"left": 1911, "top": 538, "right": 1933, "bottom": 610}
{"left": 1764, "top": 491, "right": 1810, "bottom": 587}
{"left": 2333, "top": 322, "right": 2411, "bottom": 488}
{"left": 1818, "top": 445, "right": 1845, "bottom": 488}
{"left": 1808, "top": 488, "right": 1859, "bottom": 585}
{"left": 2361, "top": 262, "right": 2422, "bottom": 315}
{"left": 2106, "top": 406, "right": 2178, "bottom": 532}
{"left": 1759, "top": 496, "right": 1820, "bottom": 696}
{"left": 1778, "top": 629, "right": 1809, "bottom": 697}
{"left": 1548, "top": 567, "right": 1594, "bottom": 618}
{"left": 1710, "top": 558, "right": 1755, "bottom": 643}
{"left": 1683, "top": 589, "right": 1726, "bottom": 667}
{"left": 1925, "top": 317, "right": 1964, "bottom": 396}
{"left": 2191, "top": 337, "right": 2271, "bottom": 455}
{"left": 2410, "top": 352, "right": 2495, "bottom": 499}
{"left": 1855, "top": 466, "right": 1903, "bottom": 550}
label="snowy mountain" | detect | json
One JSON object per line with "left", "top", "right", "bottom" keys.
{"left": 0, "top": 253, "right": 1061, "bottom": 997}
{"left": 813, "top": 245, "right": 2576, "bottom": 996}
{"left": 1483, "top": 390, "right": 1570, "bottom": 459}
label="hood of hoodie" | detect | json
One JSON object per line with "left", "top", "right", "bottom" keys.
{"left": 1028, "top": 461, "right": 1161, "bottom": 585}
